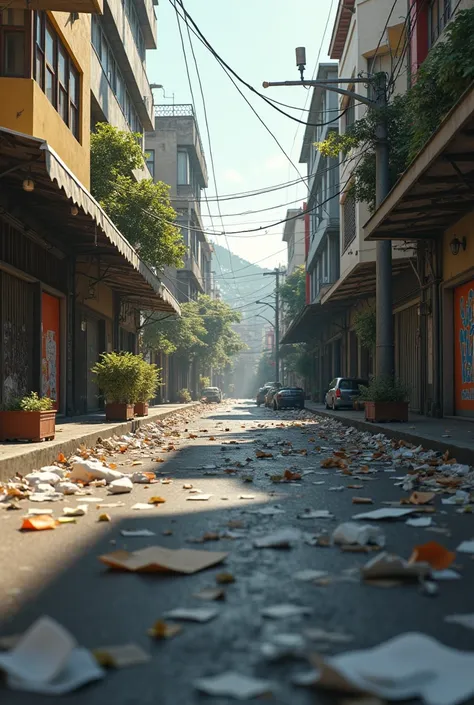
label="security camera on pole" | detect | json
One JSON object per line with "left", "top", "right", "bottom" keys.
{"left": 263, "top": 49, "right": 394, "bottom": 379}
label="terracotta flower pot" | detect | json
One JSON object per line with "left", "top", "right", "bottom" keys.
{"left": 134, "top": 402, "right": 149, "bottom": 417}
{"left": 105, "top": 403, "right": 135, "bottom": 422}
{"left": 0, "top": 410, "right": 56, "bottom": 442}
{"left": 365, "top": 401, "right": 408, "bottom": 423}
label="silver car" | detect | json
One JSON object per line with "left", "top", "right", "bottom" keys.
{"left": 325, "top": 377, "right": 368, "bottom": 410}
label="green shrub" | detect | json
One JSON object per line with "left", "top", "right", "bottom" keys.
{"left": 178, "top": 388, "right": 192, "bottom": 403}
{"left": 358, "top": 376, "right": 409, "bottom": 403}
{"left": 137, "top": 360, "right": 162, "bottom": 402}
{"left": 2, "top": 392, "right": 55, "bottom": 412}
{"left": 354, "top": 309, "right": 376, "bottom": 351}
{"left": 199, "top": 375, "right": 210, "bottom": 389}
{"left": 91, "top": 352, "right": 142, "bottom": 404}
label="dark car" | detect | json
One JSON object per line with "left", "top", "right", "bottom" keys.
{"left": 256, "top": 385, "right": 272, "bottom": 406}
{"left": 325, "top": 377, "right": 368, "bottom": 410}
{"left": 201, "top": 387, "right": 222, "bottom": 403}
{"left": 273, "top": 387, "right": 305, "bottom": 410}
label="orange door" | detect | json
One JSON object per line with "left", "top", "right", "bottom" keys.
{"left": 41, "top": 292, "right": 60, "bottom": 411}
{"left": 454, "top": 280, "right": 474, "bottom": 416}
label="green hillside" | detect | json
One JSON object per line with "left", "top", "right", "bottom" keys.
{"left": 210, "top": 242, "right": 271, "bottom": 310}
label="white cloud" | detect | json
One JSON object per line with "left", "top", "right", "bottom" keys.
{"left": 222, "top": 168, "right": 245, "bottom": 184}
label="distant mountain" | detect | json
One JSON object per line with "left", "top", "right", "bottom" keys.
{"left": 211, "top": 242, "right": 271, "bottom": 309}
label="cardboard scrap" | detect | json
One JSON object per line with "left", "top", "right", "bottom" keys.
{"left": 99, "top": 545, "right": 228, "bottom": 574}
{"left": 362, "top": 552, "right": 431, "bottom": 581}
{"left": 93, "top": 643, "right": 150, "bottom": 668}
{"left": 311, "top": 632, "right": 474, "bottom": 705}
{"left": 407, "top": 491, "right": 435, "bottom": 505}
{"left": 147, "top": 621, "right": 182, "bottom": 639}
{"left": 194, "top": 671, "right": 273, "bottom": 700}
{"left": 21, "top": 515, "right": 57, "bottom": 531}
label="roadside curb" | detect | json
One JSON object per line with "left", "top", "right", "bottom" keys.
{"left": 305, "top": 406, "right": 474, "bottom": 466}
{"left": 0, "top": 402, "right": 201, "bottom": 482}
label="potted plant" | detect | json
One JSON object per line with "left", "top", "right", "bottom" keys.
{"left": 135, "top": 360, "right": 161, "bottom": 417}
{"left": 358, "top": 377, "right": 410, "bottom": 423}
{"left": 91, "top": 352, "right": 141, "bottom": 421}
{"left": 178, "top": 388, "right": 192, "bottom": 404}
{"left": 0, "top": 392, "right": 56, "bottom": 442}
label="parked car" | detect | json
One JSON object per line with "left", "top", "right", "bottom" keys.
{"left": 201, "top": 387, "right": 222, "bottom": 403}
{"left": 273, "top": 387, "right": 305, "bottom": 410}
{"left": 264, "top": 386, "right": 280, "bottom": 408}
{"left": 256, "top": 385, "right": 272, "bottom": 406}
{"left": 265, "top": 381, "right": 283, "bottom": 389}
{"left": 325, "top": 377, "right": 368, "bottom": 410}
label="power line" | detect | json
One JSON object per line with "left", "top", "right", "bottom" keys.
{"left": 171, "top": 0, "right": 350, "bottom": 129}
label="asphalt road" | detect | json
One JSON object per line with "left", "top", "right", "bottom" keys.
{"left": 1, "top": 400, "right": 474, "bottom": 705}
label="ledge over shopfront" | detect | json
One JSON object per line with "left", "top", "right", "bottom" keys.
{"left": 0, "top": 127, "right": 180, "bottom": 315}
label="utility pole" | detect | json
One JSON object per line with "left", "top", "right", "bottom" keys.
{"left": 261, "top": 267, "right": 286, "bottom": 382}
{"left": 263, "top": 50, "right": 394, "bottom": 378}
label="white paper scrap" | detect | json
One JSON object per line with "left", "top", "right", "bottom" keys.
{"left": 186, "top": 495, "right": 213, "bottom": 501}
{"left": 120, "top": 529, "right": 155, "bottom": 537}
{"left": 27, "top": 508, "right": 53, "bottom": 516}
{"left": 298, "top": 510, "right": 333, "bottom": 519}
{"left": 131, "top": 503, "right": 156, "bottom": 511}
{"left": 248, "top": 506, "right": 285, "bottom": 516}
{"left": 406, "top": 517, "right": 432, "bottom": 528}
{"left": 0, "top": 616, "right": 76, "bottom": 683}
{"left": 432, "top": 569, "right": 461, "bottom": 581}
{"left": 294, "top": 570, "right": 329, "bottom": 582}
{"left": 445, "top": 614, "right": 474, "bottom": 630}
{"left": 352, "top": 508, "right": 417, "bottom": 520}
{"left": 63, "top": 505, "right": 88, "bottom": 517}
{"left": 316, "top": 632, "right": 474, "bottom": 705}
{"left": 261, "top": 604, "right": 312, "bottom": 619}
{"left": 163, "top": 607, "right": 219, "bottom": 623}
{"left": 457, "top": 540, "right": 474, "bottom": 554}
{"left": 8, "top": 648, "right": 104, "bottom": 695}
{"left": 254, "top": 528, "right": 301, "bottom": 548}
{"left": 194, "top": 671, "right": 273, "bottom": 700}
{"left": 332, "top": 522, "right": 385, "bottom": 547}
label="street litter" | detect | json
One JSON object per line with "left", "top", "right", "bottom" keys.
{"left": 186, "top": 495, "right": 212, "bottom": 501}
{"left": 108, "top": 477, "right": 133, "bottom": 494}
{"left": 57, "top": 517, "right": 76, "bottom": 524}
{"left": 27, "top": 508, "right": 53, "bottom": 516}
{"left": 131, "top": 471, "right": 156, "bottom": 484}
{"left": 445, "top": 614, "right": 474, "bottom": 630}
{"left": 432, "top": 569, "right": 461, "bottom": 580}
{"left": 194, "top": 672, "right": 273, "bottom": 700}
{"left": 254, "top": 528, "right": 301, "bottom": 548}
{"left": 294, "top": 569, "right": 329, "bottom": 581}
{"left": 131, "top": 503, "right": 156, "bottom": 510}
{"left": 442, "top": 490, "right": 470, "bottom": 505}
{"left": 353, "top": 507, "right": 418, "bottom": 520}
{"left": 163, "top": 607, "right": 219, "bottom": 622}
{"left": 147, "top": 621, "right": 182, "bottom": 639}
{"left": 63, "top": 505, "right": 88, "bottom": 517}
{"left": 239, "top": 494, "right": 255, "bottom": 500}
{"left": 0, "top": 616, "right": 104, "bottom": 694}
{"left": 21, "top": 515, "right": 57, "bottom": 531}
{"left": 193, "top": 587, "right": 225, "bottom": 601}
{"left": 261, "top": 604, "right": 312, "bottom": 619}
{"left": 216, "top": 572, "right": 235, "bottom": 584}
{"left": 409, "top": 541, "right": 455, "bottom": 570}
{"left": 310, "top": 631, "right": 474, "bottom": 705}
{"left": 361, "top": 552, "right": 431, "bottom": 581}
{"left": 148, "top": 496, "right": 166, "bottom": 504}
{"left": 332, "top": 522, "right": 385, "bottom": 548}
{"left": 298, "top": 509, "right": 333, "bottom": 519}
{"left": 99, "top": 546, "right": 228, "bottom": 574}
{"left": 93, "top": 643, "right": 150, "bottom": 668}
{"left": 120, "top": 529, "right": 155, "bottom": 537}
{"left": 352, "top": 497, "right": 374, "bottom": 504}
{"left": 69, "top": 459, "right": 124, "bottom": 485}
{"left": 406, "top": 517, "right": 433, "bottom": 527}
{"left": 261, "top": 633, "right": 306, "bottom": 660}
{"left": 329, "top": 486, "right": 345, "bottom": 492}
{"left": 456, "top": 539, "right": 474, "bottom": 554}
{"left": 98, "top": 514, "right": 111, "bottom": 522}
{"left": 304, "top": 628, "right": 354, "bottom": 644}
{"left": 247, "top": 506, "right": 285, "bottom": 516}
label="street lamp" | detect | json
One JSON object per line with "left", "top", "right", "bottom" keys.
{"left": 263, "top": 49, "right": 394, "bottom": 379}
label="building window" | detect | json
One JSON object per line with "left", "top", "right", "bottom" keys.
{"left": 34, "top": 13, "right": 80, "bottom": 140}
{"left": 121, "top": 0, "right": 145, "bottom": 61}
{"left": 146, "top": 148, "right": 155, "bottom": 178}
{"left": 344, "top": 94, "right": 355, "bottom": 132}
{"left": 342, "top": 192, "right": 356, "bottom": 251}
{"left": 0, "top": 10, "right": 28, "bottom": 78}
{"left": 178, "top": 150, "right": 189, "bottom": 185}
{"left": 428, "top": 0, "right": 451, "bottom": 47}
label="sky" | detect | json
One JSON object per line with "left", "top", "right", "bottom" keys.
{"left": 146, "top": 0, "right": 337, "bottom": 292}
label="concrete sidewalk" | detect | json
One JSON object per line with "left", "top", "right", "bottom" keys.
{"left": 305, "top": 401, "right": 474, "bottom": 465}
{"left": 0, "top": 403, "right": 200, "bottom": 481}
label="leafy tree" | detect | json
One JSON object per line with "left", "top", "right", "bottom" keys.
{"left": 90, "top": 123, "right": 186, "bottom": 269}
{"left": 143, "top": 295, "right": 246, "bottom": 372}
{"left": 279, "top": 265, "right": 306, "bottom": 322}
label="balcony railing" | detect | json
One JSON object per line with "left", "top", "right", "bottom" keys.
{"left": 155, "top": 104, "right": 195, "bottom": 118}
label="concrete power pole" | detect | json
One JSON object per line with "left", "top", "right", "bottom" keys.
{"left": 262, "top": 268, "right": 285, "bottom": 383}
{"left": 263, "top": 52, "right": 394, "bottom": 378}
